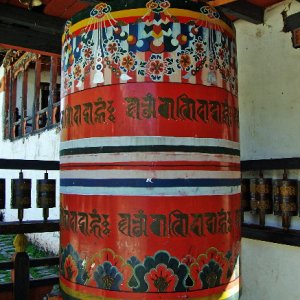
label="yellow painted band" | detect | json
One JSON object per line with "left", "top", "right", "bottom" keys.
{"left": 64, "top": 7, "right": 234, "bottom": 42}
{"left": 61, "top": 283, "right": 116, "bottom": 300}
{"left": 60, "top": 280, "right": 240, "bottom": 300}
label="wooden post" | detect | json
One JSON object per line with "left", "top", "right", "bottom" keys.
{"left": 48, "top": 56, "right": 58, "bottom": 127}
{"left": 12, "top": 234, "right": 29, "bottom": 300}
{"left": 11, "top": 76, "right": 17, "bottom": 139}
{"left": 8, "top": 68, "right": 16, "bottom": 139}
{"left": 21, "top": 68, "right": 28, "bottom": 136}
{"left": 4, "top": 69, "right": 11, "bottom": 138}
{"left": 33, "top": 56, "right": 41, "bottom": 131}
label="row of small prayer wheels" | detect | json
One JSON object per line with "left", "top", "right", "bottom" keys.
{"left": 242, "top": 171, "right": 299, "bottom": 230}
{"left": 0, "top": 171, "right": 56, "bottom": 222}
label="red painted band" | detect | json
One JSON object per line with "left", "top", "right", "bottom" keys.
{"left": 61, "top": 83, "right": 239, "bottom": 142}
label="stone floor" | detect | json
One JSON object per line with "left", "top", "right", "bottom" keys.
{"left": 0, "top": 234, "right": 59, "bottom": 283}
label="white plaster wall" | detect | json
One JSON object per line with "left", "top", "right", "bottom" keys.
{"left": 241, "top": 239, "right": 300, "bottom": 300}
{"left": 0, "top": 66, "right": 60, "bottom": 254}
{"left": 237, "top": 0, "right": 300, "bottom": 160}
{"left": 236, "top": 1, "right": 300, "bottom": 299}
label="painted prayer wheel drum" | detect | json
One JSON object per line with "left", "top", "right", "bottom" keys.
{"left": 37, "top": 173, "right": 56, "bottom": 221}
{"left": 36, "top": 173, "right": 56, "bottom": 209}
{"left": 250, "top": 177, "right": 272, "bottom": 226}
{"left": 11, "top": 172, "right": 31, "bottom": 209}
{"left": 273, "top": 178, "right": 298, "bottom": 230}
{"left": 60, "top": 1, "right": 240, "bottom": 299}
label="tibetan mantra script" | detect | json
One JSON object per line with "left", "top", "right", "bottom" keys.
{"left": 61, "top": 207, "right": 241, "bottom": 239}
{"left": 61, "top": 93, "right": 239, "bottom": 129}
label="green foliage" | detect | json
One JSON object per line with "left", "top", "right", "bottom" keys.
{"left": 0, "top": 234, "right": 58, "bottom": 283}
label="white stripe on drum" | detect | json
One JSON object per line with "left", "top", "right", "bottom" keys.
{"left": 60, "top": 169, "right": 240, "bottom": 179}
{"left": 60, "top": 136, "right": 240, "bottom": 151}
{"left": 60, "top": 152, "right": 240, "bottom": 164}
{"left": 60, "top": 185, "right": 241, "bottom": 197}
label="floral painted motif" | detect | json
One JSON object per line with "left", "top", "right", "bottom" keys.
{"left": 60, "top": 244, "right": 86, "bottom": 285}
{"left": 83, "top": 46, "right": 93, "bottom": 60}
{"left": 181, "top": 254, "right": 196, "bottom": 267}
{"left": 146, "top": 54, "right": 174, "bottom": 81}
{"left": 120, "top": 52, "right": 138, "bottom": 73}
{"left": 84, "top": 248, "right": 133, "bottom": 291}
{"left": 73, "top": 64, "right": 83, "bottom": 80}
{"left": 103, "top": 37, "right": 122, "bottom": 60}
{"left": 193, "top": 36, "right": 207, "bottom": 60}
{"left": 94, "top": 261, "right": 123, "bottom": 290}
{"left": 145, "top": 264, "right": 178, "bottom": 292}
{"left": 189, "top": 247, "right": 230, "bottom": 290}
{"left": 61, "top": 1, "right": 237, "bottom": 96}
{"left": 199, "top": 259, "right": 223, "bottom": 289}
{"left": 176, "top": 50, "right": 194, "bottom": 72}
{"left": 130, "top": 251, "right": 188, "bottom": 292}
{"left": 60, "top": 244, "right": 239, "bottom": 293}
{"left": 64, "top": 255, "right": 79, "bottom": 282}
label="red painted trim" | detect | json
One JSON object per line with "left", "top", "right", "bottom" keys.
{"left": 61, "top": 83, "right": 239, "bottom": 142}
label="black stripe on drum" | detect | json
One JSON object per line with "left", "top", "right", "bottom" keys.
{"left": 60, "top": 145, "right": 240, "bottom": 157}
{"left": 60, "top": 178, "right": 241, "bottom": 188}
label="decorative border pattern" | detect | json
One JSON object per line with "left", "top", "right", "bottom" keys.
{"left": 62, "top": 1, "right": 237, "bottom": 97}
{"left": 60, "top": 243, "right": 240, "bottom": 293}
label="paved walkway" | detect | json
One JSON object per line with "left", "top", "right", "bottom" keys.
{"left": 0, "top": 234, "right": 58, "bottom": 283}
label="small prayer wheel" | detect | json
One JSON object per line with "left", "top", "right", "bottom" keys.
{"left": 11, "top": 171, "right": 31, "bottom": 222}
{"left": 241, "top": 178, "right": 251, "bottom": 223}
{"left": 273, "top": 172, "right": 298, "bottom": 230}
{"left": 273, "top": 180, "right": 281, "bottom": 217}
{"left": 37, "top": 172, "right": 56, "bottom": 221}
{"left": 0, "top": 179, "right": 5, "bottom": 209}
{"left": 250, "top": 172, "right": 272, "bottom": 226}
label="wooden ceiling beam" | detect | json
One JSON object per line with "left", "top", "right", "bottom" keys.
{"left": 219, "top": 0, "right": 264, "bottom": 24}
{"left": 0, "top": 23, "right": 61, "bottom": 55}
{"left": 0, "top": 4, "right": 65, "bottom": 34}
{"left": 0, "top": 4, "right": 64, "bottom": 54}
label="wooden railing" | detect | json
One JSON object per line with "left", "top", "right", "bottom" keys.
{"left": 4, "top": 53, "right": 61, "bottom": 140}
{"left": 0, "top": 158, "right": 60, "bottom": 300}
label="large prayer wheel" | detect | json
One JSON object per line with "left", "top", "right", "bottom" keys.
{"left": 60, "top": 1, "right": 240, "bottom": 299}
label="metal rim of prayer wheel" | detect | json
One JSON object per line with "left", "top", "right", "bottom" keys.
{"left": 59, "top": 1, "right": 240, "bottom": 299}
